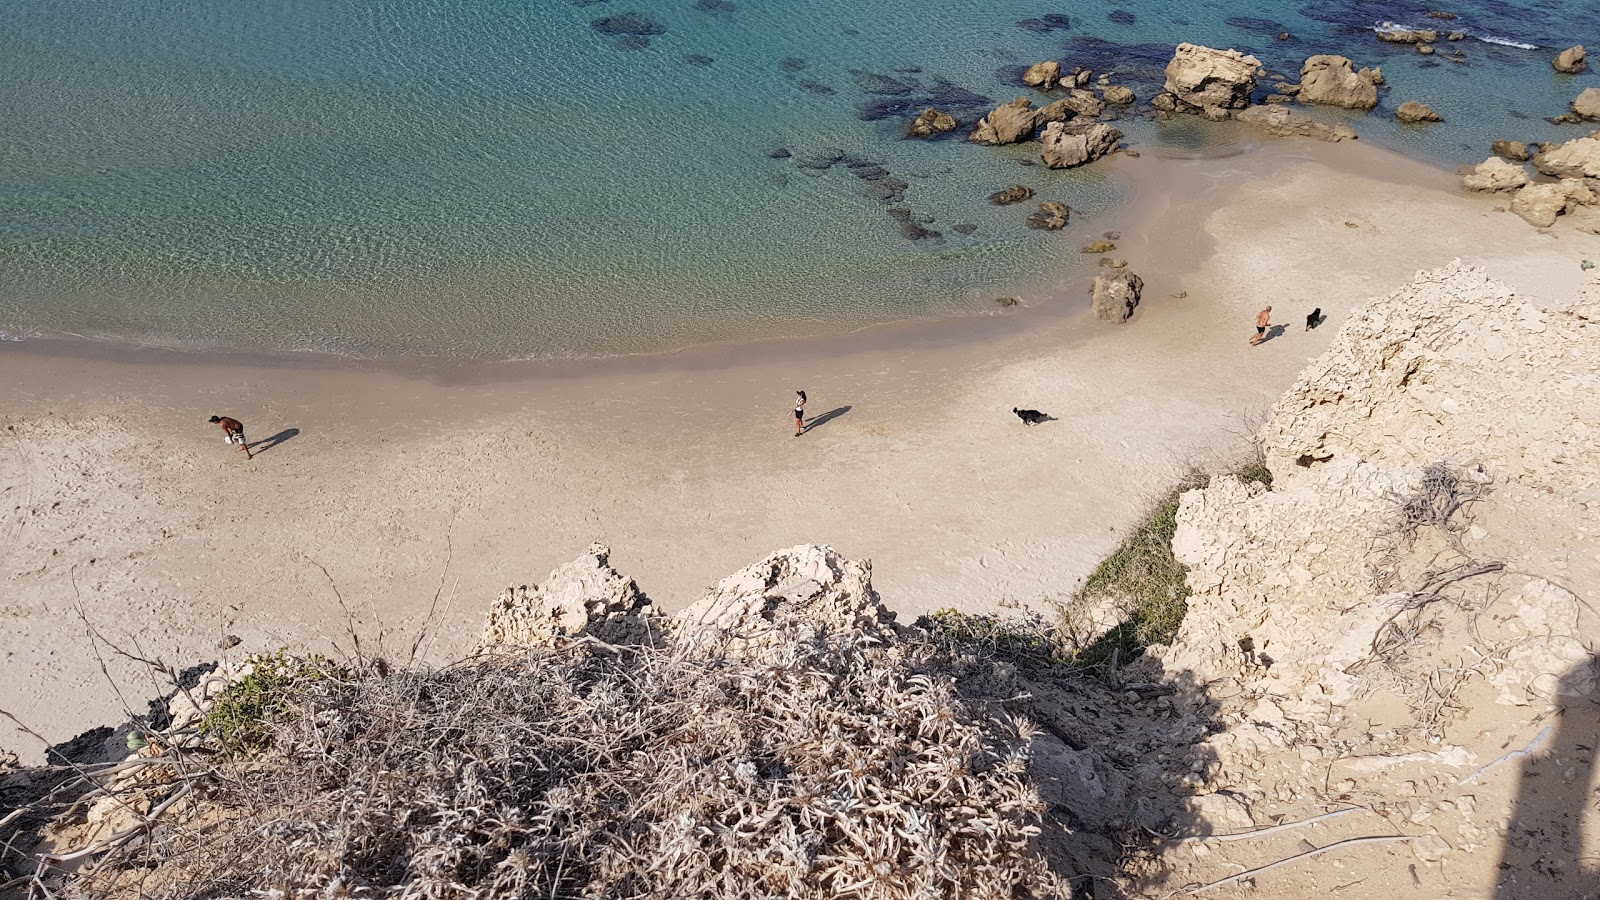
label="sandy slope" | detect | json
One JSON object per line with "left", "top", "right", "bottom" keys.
{"left": 3, "top": 138, "right": 1597, "bottom": 760}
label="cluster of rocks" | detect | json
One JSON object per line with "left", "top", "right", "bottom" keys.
{"left": 1458, "top": 131, "right": 1600, "bottom": 228}
{"left": 969, "top": 95, "right": 1126, "bottom": 169}
{"left": 771, "top": 147, "right": 970, "bottom": 241}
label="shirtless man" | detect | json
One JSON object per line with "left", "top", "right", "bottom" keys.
{"left": 1250, "top": 305, "right": 1272, "bottom": 346}
{"left": 208, "top": 415, "right": 253, "bottom": 460}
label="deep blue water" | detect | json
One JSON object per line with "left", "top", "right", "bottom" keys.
{"left": 0, "top": 0, "right": 1594, "bottom": 358}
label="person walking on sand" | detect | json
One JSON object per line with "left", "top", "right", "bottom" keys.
{"left": 793, "top": 390, "right": 807, "bottom": 437}
{"left": 208, "top": 415, "right": 252, "bottom": 460}
{"left": 1250, "top": 305, "right": 1272, "bottom": 347}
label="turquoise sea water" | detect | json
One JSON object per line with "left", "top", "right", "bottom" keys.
{"left": 0, "top": 0, "right": 1594, "bottom": 358}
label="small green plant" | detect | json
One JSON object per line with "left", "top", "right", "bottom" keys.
{"left": 917, "top": 608, "right": 1074, "bottom": 668}
{"left": 200, "top": 650, "right": 346, "bottom": 756}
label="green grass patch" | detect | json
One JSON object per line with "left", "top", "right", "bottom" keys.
{"left": 200, "top": 649, "right": 347, "bottom": 756}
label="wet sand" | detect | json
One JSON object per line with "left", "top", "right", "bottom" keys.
{"left": 4, "top": 137, "right": 1598, "bottom": 759}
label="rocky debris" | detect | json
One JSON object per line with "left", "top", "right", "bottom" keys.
{"left": 1102, "top": 84, "right": 1136, "bottom": 105}
{"left": 1573, "top": 87, "right": 1600, "bottom": 121}
{"left": 675, "top": 544, "right": 895, "bottom": 652}
{"left": 1418, "top": 43, "right": 1436, "bottom": 55}
{"left": 1510, "top": 178, "right": 1597, "bottom": 227}
{"left": 1553, "top": 44, "right": 1588, "bottom": 74}
{"left": 1039, "top": 120, "right": 1123, "bottom": 168}
{"left": 1396, "top": 100, "right": 1443, "bottom": 122}
{"left": 1022, "top": 60, "right": 1062, "bottom": 90}
{"left": 1492, "top": 139, "right": 1533, "bottom": 161}
{"left": 1376, "top": 24, "right": 1438, "bottom": 43}
{"left": 1297, "top": 55, "right": 1379, "bottom": 109}
{"left": 1532, "top": 132, "right": 1600, "bottom": 178}
{"left": 1456, "top": 156, "right": 1529, "bottom": 193}
{"left": 1235, "top": 105, "right": 1358, "bottom": 142}
{"left": 1162, "top": 43, "right": 1261, "bottom": 115}
{"left": 1025, "top": 201, "right": 1070, "bottom": 230}
{"left": 972, "top": 97, "right": 1042, "bottom": 145}
{"left": 1091, "top": 271, "right": 1143, "bottom": 322}
{"left": 1082, "top": 239, "right": 1117, "bottom": 253}
{"left": 987, "top": 184, "right": 1034, "bottom": 205}
{"left": 477, "top": 543, "right": 660, "bottom": 651}
{"left": 1098, "top": 257, "right": 1128, "bottom": 268}
{"left": 1055, "top": 89, "right": 1106, "bottom": 118}
{"left": 908, "top": 107, "right": 958, "bottom": 137}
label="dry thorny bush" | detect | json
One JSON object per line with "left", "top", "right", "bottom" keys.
{"left": 77, "top": 627, "right": 1067, "bottom": 900}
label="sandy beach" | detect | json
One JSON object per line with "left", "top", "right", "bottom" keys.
{"left": 4, "top": 137, "right": 1598, "bottom": 760}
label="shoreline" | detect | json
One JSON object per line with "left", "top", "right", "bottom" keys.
{"left": 4, "top": 136, "right": 1598, "bottom": 760}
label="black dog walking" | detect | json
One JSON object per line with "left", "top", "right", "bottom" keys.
{"left": 1013, "top": 407, "right": 1048, "bottom": 426}
{"left": 1305, "top": 307, "right": 1323, "bottom": 331}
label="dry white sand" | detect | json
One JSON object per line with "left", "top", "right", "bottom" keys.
{"left": 3, "top": 138, "right": 1598, "bottom": 759}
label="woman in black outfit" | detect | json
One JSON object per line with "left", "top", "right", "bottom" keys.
{"left": 793, "top": 390, "right": 806, "bottom": 437}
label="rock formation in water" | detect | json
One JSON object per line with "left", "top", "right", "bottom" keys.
{"left": 1235, "top": 105, "right": 1358, "bottom": 141}
{"left": 1161, "top": 43, "right": 1261, "bottom": 116}
{"left": 1395, "top": 100, "right": 1442, "bottom": 123}
{"left": 1573, "top": 87, "right": 1600, "bottom": 121}
{"left": 1296, "top": 55, "right": 1379, "bottom": 109}
{"left": 1554, "top": 44, "right": 1588, "bottom": 74}
{"left": 1022, "top": 60, "right": 1061, "bottom": 90}
{"left": 1038, "top": 121, "right": 1122, "bottom": 168}
{"left": 971, "top": 97, "right": 1044, "bottom": 145}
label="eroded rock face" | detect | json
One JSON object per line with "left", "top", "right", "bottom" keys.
{"left": 1572, "top": 88, "right": 1600, "bottom": 121}
{"left": 972, "top": 98, "right": 1042, "bottom": 145}
{"left": 1510, "top": 178, "right": 1597, "bottom": 227}
{"left": 1532, "top": 133, "right": 1600, "bottom": 178}
{"left": 478, "top": 543, "right": 660, "bottom": 651}
{"left": 1457, "top": 156, "right": 1529, "bottom": 193}
{"left": 1395, "top": 100, "right": 1442, "bottom": 122}
{"left": 1297, "top": 55, "right": 1378, "bottom": 109}
{"left": 1163, "top": 43, "right": 1261, "bottom": 114}
{"left": 1235, "top": 105, "right": 1357, "bottom": 141}
{"left": 1554, "top": 44, "right": 1588, "bottom": 74}
{"left": 1039, "top": 120, "right": 1123, "bottom": 168}
{"left": 675, "top": 545, "right": 895, "bottom": 650}
{"left": 1492, "top": 139, "right": 1533, "bottom": 162}
{"left": 1091, "top": 271, "right": 1143, "bottom": 322}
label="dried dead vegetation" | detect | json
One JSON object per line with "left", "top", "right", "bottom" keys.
{"left": 19, "top": 627, "right": 1067, "bottom": 900}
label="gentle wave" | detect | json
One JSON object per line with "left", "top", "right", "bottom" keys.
{"left": 1372, "top": 20, "right": 1539, "bottom": 50}
{"left": 1477, "top": 35, "right": 1540, "bottom": 49}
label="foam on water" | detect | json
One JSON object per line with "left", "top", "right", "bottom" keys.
{"left": 0, "top": 0, "right": 1593, "bottom": 359}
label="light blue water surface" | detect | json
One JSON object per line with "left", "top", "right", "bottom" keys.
{"left": 0, "top": 0, "right": 1594, "bottom": 357}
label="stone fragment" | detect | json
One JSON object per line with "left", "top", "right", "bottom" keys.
{"left": 1396, "top": 100, "right": 1443, "bottom": 123}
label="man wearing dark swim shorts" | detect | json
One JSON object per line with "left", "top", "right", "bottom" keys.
{"left": 1250, "top": 305, "right": 1272, "bottom": 347}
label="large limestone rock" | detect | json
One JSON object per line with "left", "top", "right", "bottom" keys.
{"left": 1163, "top": 43, "right": 1261, "bottom": 114}
{"left": 477, "top": 543, "right": 660, "bottom": 651}
{"left": 1235, "top": 105, "right": 1357, "bottom": 142}
{"left": 1510, "top": 178, "right": 1597, "bottom": 227}
{"left": 1572, "top": 88, "right": 1600, "bottom": 121}
{"left": 1039, "top": 120, "right": 1123, "bottom": 168}
{"left": 1090, "top": 271, "right": 1143, "bottom": 322}
{"left": 1456, "top": 156, "right": 1529, "bottom": 193}
{"left": 1263, "top": 261, "right": 1600, "bottom": 490}
{"left": 1532, "top": 133, "right": 1600, "bottom": 178}
{"left": 675, "top": 545, "right": 895, "bottom": 651}
{"left": 1554, "top": 45, "right": 1588, "bottom": 74}
{"left": 972, "top": 98, "right": 1044, "bottom": 145}
{"left": 1102, "top": 84, "right": 1136, "bottom": 105}
{"left": 1023, "top": 60, "right": 1062, "bottom": 90}
{"left": 1395, "top": 100, "right": 1442, "bottom": 123}
{"left": 1297, "top": 55, "right": 1378, "bottom": 109}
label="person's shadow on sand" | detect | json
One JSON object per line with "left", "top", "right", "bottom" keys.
{"left": 1494, "top": 658, "right": 1600, "bottom": 898}
{"left": 802, "top": 406, "right": 851, "bottom": 434}
{"left": 247, "top": 428, "right": 300, "bottom": 456}
{"left": 1258, "top": 324, "right": 1289, "bottom": 345}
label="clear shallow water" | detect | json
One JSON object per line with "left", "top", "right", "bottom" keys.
{"left": 0, "top": 0, "right": 1593, "bottom": 358}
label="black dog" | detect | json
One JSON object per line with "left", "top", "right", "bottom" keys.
{"left": 1013, "top": 407, "right": 1048, "bottom": 426}
{"left": 1305, "top": 307, "right": 1323, "bottom": 331}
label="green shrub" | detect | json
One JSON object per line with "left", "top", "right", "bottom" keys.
{"left": 200, "top": 650, "right": 346, "bottom": 756}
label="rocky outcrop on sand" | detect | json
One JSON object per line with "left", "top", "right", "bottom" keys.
{"left": 477, "top": 542, "right": 660, "bottom": 651}
{"left": 972, "top": 97, "right": 1043, "bottom": 145}
{"left": 1235, "top": 105, "right": 1358, "bottom": 141}
{"left": 1297, "top": 55, "right": 1379, "bottom": 109}
{"left": 1457, "top": 156, "right": 1530, "bottom": 192}
{"left": 1162, "top": 43, "right": 1261, "bottom": 116}
{"left": 1572, "top": 87, "right": 1600, "bottom": 121}
{"left": 1532, "top": 131, "right": 1600, "bottom": 178}
{"left": 1039, "top": 121, "right": 1123, "bottom": 168}
{"left": 674, "top": 544, "right": 895, "bottom": 648}
{"left": 1554, "top": 44, "right": 1588, "bottom": 74}
{"left": 1395, "top": 100, "right": 1442, "bottom": 122}
{"left": 1511, "top": 178, "right": 1597, "bottom": 227}
{"left": 1090, "top": 271, "right": 1143, "bottom": 322}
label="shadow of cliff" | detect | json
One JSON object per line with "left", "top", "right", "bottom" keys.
{"left": 1495, "top": 657, "right": 1600, "bottom": 898}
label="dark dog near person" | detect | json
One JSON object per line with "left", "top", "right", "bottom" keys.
{"left": 1306, "top": 308, "right": 1322, "bottom": 331}
{"left": 1012, "top": 407, "right": 1048, "bottom": 426}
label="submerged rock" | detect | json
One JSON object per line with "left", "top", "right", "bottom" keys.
{"left": 1025, "top": 201, "right": 1070, "bottom": 230}
{"left": 1492, "top": 139, "right": 1533, "bottom": 162}
{"left": 1091, "top": 271, "right": 1144, "bottom": 322}
{"left": 592, "top": 12, "right": 666, "bottom": 36}
{"left": 1235, "top": 105, "right": 1358, "bottom": 141}
{"left": 1298, "top": 55, "right": 1378, "bottom": 109}
{"left": 1039, "top": 120, "right": 1123, "bottom": 168}
{"left": 987, "top": 184, "right": 1034, "bottom": 205}
{"left": 1163, "top": 43, "right": 1261, "bottom": 114}
{"left": 1102, "top": 84, "right": 1136, "bottom": 105}
{"left": 1082, "top": 239, "right": 1116, "bottom": 253}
